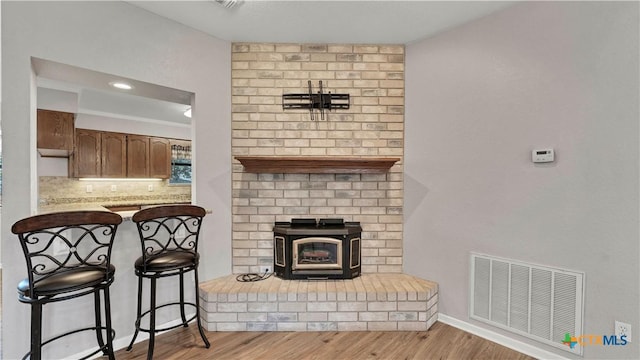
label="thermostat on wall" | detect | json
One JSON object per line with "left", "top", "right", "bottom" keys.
{"left": 532, "top": 148, "right": 555, "bottom": 163}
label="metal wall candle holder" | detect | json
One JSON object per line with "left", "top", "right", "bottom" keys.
{"left": 282, "top": 80, "right": 350, "bottom": 120}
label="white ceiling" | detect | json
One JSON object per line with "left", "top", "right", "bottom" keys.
{"left": 34, "top": 58, "right": 193, "bottom": 126}
{"left": 129, "top": 0, "right": 517, "bottom": 44}
{"left": 37, "top": 1, "right": 518, "bottom": 126}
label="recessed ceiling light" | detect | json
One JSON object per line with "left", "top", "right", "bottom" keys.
{"left": 184, "top": 108, "right": 192, "bottom": 118}
{"left": 109, "top": 81, "right": 133, "bottom": 90}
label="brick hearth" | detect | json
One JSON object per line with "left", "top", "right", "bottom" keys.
{"left": 199, "top": 273, "right": 438, "bottom": 332}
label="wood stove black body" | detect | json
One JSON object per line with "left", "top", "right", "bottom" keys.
{"left": 273, "top": 218, "right": 362, "bottom": 280}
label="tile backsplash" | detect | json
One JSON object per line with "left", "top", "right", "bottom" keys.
{"left": 39, "top": 176, "right": 191, "bottom": 206}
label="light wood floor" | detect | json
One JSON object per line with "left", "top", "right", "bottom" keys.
{"left": 109, "top": 321, "right": 535, "bottom": 360}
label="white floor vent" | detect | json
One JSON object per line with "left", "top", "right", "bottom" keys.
{"left": 470, "top": 253, "right": 584, "bottom": 355}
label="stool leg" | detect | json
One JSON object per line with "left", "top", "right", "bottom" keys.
{"left": 179, "top": 271, "right": 188, "bottom": 327}
{"left": 193, "top": 268, "right": 210, "bottom": 348}
{"left": 104, "top": 286, "right": 115, "bottom": 360}
{"left": 30, "top": 303, "right": 43, "bottom": 360}
{"left": 147, "top": 277, "right": 157, "bottom": 360}
{"left": 127, "top": 275, "right": 143, "bottom": 351}
{"left": 93, "top": 290, "right": 106, "bottom": 352}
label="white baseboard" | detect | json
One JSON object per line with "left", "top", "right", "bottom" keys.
{"left": 438, "top": 314, "right": 568, "bottom": 360}
{"left": 65, "top": 317, "right": 193, "bottom": 360}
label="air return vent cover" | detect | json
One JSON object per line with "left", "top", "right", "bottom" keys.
{"left": 470, "top": 253, "right": 584, "bottom": 355}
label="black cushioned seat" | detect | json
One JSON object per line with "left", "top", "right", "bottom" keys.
{"left": 134, "top": 251, "right": 198, "bottom": 272}
{"left": 17, "top": 265, "right": 115, "bottom": 298}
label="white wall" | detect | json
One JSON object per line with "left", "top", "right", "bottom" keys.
{"left": 2, "top": 2, "right": 231, "bottom": 359}
{"left": 405, "top": 2, "right": 638, "bottom": 359}
{"left": 75, "top": 114, "right": 191, "bottom": 140}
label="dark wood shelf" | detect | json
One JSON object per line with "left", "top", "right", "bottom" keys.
{"left": 234, "top": 156, "right": 400, "bottom": 174}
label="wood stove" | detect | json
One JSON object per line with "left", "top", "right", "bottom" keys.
{"left": 273, "top": 218, "right": 361, "bottom": 280}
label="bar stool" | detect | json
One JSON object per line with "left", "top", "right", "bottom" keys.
{"left": 12, "top": 210, "right": 122, "bottom": 360}
{"left": 126, "top": 205, "right": 210, "bottom": 359}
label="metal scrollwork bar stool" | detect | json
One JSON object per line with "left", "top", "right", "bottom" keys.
{"left": 126, "top": 205, "right": 210, "bottom": 359}
{"left": 12, "top": 210, "right": 122, "bottom": 360}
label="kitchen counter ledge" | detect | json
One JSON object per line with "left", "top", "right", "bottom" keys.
{"left": 37, "top": 203, "right": 110, "bottom": 214}
{"left": 37, "top": 204, "right": 137, "bottom": 220}
{"left": 34, "top": 202, "right": 213, "bottom": 221}
{"left": 37, "top": 201, "right": 192, "bottom": 220}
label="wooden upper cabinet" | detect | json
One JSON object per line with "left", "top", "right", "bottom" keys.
{"left": 101, "top": 132, "right": 127, "bottom": 178}
{"left": 71, "top": 129, "right": 178, "bottom": 179}
{"left": 127, "top": 136, "right": 171, "bottom": 179}
{"left": 37, "top": 109, "right": 74, "bottom": 157}
{"left": 149, "top": 137, "right": 171, "bottom": 178}
{"left": 127, "top": 135, "right": 150, "bottom": 178}
{"left": 73, "top": 129, "right": 101, "bottom": 177}
{"left": 73, "top": 129, "right": 126, "bottom": 178}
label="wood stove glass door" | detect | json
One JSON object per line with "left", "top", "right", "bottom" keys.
{"left": 292, "top": 237, "right": 342, "bottom": 270}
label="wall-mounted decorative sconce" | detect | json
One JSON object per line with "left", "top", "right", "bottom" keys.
{"left": 282, "top": 80, "right": 350, "bottom": 121}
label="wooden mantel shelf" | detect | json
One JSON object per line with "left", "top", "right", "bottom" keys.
{"left": 234, "top": 156, "right": 400, "bottom": 174}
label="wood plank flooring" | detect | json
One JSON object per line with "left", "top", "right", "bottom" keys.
{"left": 109, "top": 321, "right": 535, "bottom": 360}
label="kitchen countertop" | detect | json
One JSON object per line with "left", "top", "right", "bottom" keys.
{"left": 37, "top": 203, "right": 111, "bottom": 214}
{"left": 37, "top": 201, "right": 209, "bottom": 221}
{"left": 37, "top": 204, "right": 137, "bottom": 220}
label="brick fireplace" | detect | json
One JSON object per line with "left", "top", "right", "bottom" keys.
{"left": 231, "top": 43, "right": 405, "bottom": 275}
{"left": 200, "top": 43, "right": 438, "bottom": 333}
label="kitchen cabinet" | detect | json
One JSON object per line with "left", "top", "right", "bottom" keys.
{"left": 127, "top": 136, "right": 171, "bottom": 178}
{"left": 72, "top": 129, "right": 126, "bottom": 178}
{"left": 73, "top": 129, "right": 101, "bottom": 177}
{"left": 149, "top": 137, "right": 171, "bottom": 178}
{"left": 101, "top": 132, "right": 127, "bottom": 177}
{"left": 72, "top": 129, "right": 179, "bottom": 179}
{"left": 127, "top": 135, "right": 150, "bottom": 177}
{"left": 37, "top": 109, "right": 74, "bottom": 157}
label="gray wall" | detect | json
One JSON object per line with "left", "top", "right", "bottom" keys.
{"left": 2, "top": 2, "right": 231, "bottom": 358}
{"left": 4, "top": 1, "right": 639, "bottom": 359}
{"left": 405, "top": 1, "right": 639, "bottom": 359}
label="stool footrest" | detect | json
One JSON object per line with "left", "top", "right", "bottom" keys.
{"left": 22, "top": 326, "right": 116, "bottom": 360}
{"left": 134, "top": 301, "right": 199, "bottom": 333}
